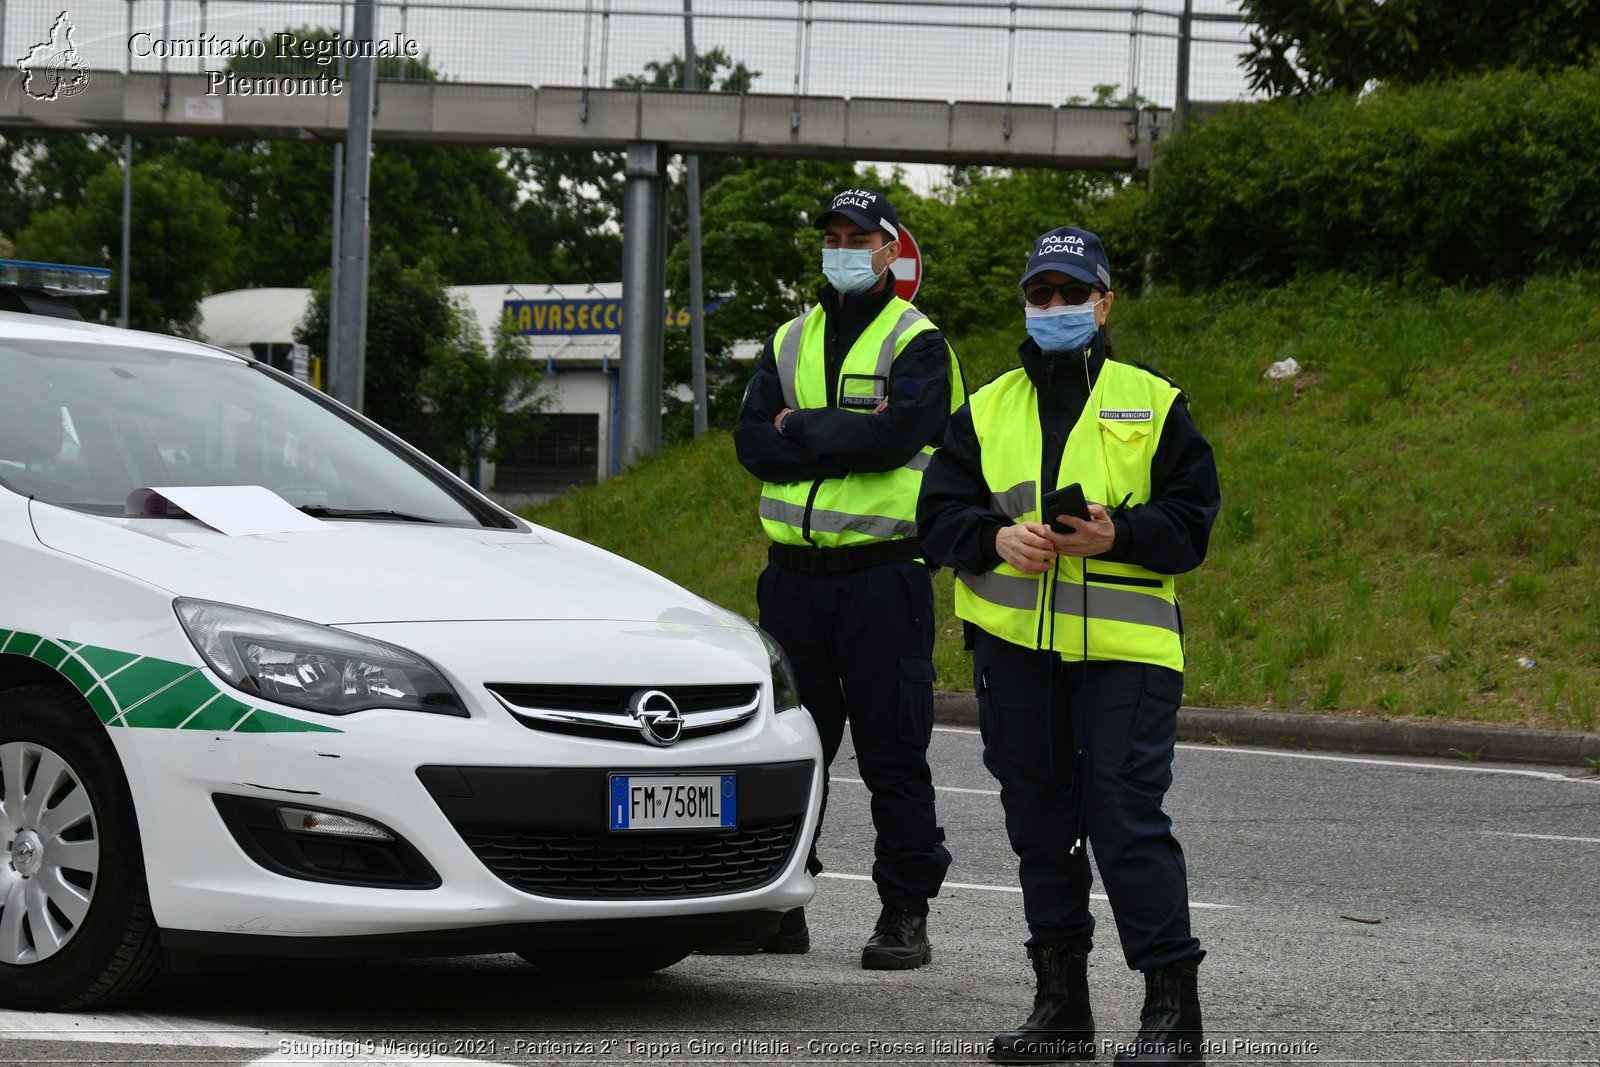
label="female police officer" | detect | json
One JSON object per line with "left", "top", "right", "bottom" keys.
{"left": 917, "top": 227, "right": 1219, "bottom": 1065}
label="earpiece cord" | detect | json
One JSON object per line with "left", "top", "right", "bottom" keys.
{"left": 1068, "top": 344, "right": 1095, "bottom": 857}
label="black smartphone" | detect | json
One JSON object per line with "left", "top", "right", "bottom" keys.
{"left": 1041, "top": 482, "right": 1092, "bottom": 533}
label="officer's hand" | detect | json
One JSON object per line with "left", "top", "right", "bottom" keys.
{"left": 996, "top": 522, "right": 1059, "bottom": 575}
{"left": 1044, "top": 503, "right": 1117, "bottom": 558}
{"left": 773, "top": 407, "right": 795, "bottom": 435}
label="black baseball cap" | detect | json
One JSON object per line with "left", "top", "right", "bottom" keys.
{"left": 815, "top": 187, "right": 900, "bottom": 240}
{"left": 1019, "top": 226, "right": 1112, "bottom": 290}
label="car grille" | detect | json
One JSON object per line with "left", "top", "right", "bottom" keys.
{"left": 484, "top": 683, "right": 761, "bottom": 743}
{"left": 457, "top": 818, "right": 802, "bottom": 899}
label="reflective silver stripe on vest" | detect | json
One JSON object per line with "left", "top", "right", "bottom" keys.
{"left": 904, "top": 451, "right": 932, "bottom": 473}
{"left": 990, "top": 481, "right": 1035, "bottom": 520}
{"left": 760, "top": 497, "right": 916, "bottom": 540}
{"left": 775, "top": 310, "right": 815, "bottom": 411}
{"left": 959, "top": 570, "right": 1180, "bottom": 632}
{"left": 875, "top": 306, "right": 929, "bottom": 377}
{"left": 957, "top": 569, "right": 1040, "bottom": 610}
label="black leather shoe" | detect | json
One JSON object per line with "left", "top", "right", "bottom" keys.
{"left": 989, "top": 942, "right": 1096, "bottom": 1062}
{"left": 860, "top": 905, "right": 932, "bottom": 970}
{"left": 1112, "top": 956, "right": 1204, "bottom": 1066}
{"left": 696, "top": 907, "right": 810, "bottom": 956}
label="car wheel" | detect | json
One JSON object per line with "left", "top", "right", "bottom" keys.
{"left": 0, "top": 685, "right": 164, "bottom": 1009}
{"left": 516, "top": 945, "right": 693, "bottom": 977}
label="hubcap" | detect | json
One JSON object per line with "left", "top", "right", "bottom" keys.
{"left": 9, "top": 830, "right": 43, "bottom": 876}
{"left": 0, "top": 740, "right": 100, "bottom": 965}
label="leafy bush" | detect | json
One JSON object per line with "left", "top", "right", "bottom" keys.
{"left": 1139, "top": 65, "right": 1600, "bottom": 289}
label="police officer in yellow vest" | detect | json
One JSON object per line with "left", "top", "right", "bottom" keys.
{"left": 918, "top": 227, "right": 1219, "bottom": 1064}
{"left": 728, "top": 188, "right": 965, "bottom": 968}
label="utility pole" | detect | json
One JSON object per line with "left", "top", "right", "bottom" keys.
{"left": 119, "top": 135, "right": 131, "bottom": 328}
{"left": 327, "top": 0, "right": 349, "bottom": 392}
{"left": 683, "top": 0, "right": 708, "bottom": 439}
{"left": 1175, "top": 0, "right": 1193, "bottom": 132}
{"left": 332, "top": 0, "right": 376, "bottom": 412}
{"left": 118, "top": 0, "right": 132, "bottom": 328}
{"left": 618, "top": 142, "right": 667, "bottom": 466}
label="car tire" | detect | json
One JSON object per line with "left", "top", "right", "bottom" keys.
{"left": 516, "top": 945, "right": 693, "bottom": 977}
{"left": 0, "top": 684, "right": 164, "bottom": 1009}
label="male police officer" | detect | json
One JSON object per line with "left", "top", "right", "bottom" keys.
{"left": 729, "top": 188, "right": 964, "bottom": 968}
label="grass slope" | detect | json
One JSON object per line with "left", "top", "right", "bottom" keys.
{"left": 526, "top": 275, "right": 1600, "bottom": 730}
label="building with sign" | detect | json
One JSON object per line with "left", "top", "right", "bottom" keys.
{"left": 200, "top": 282, "right": 745, "bottom": 504}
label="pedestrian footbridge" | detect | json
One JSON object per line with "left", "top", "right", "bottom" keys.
{"left": 0, "top": 72, "right": 1166, "bottom": 170}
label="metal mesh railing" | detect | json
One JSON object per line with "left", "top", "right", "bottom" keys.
{"left": 2, "top": 0, "right": 1260, "bottom": 108}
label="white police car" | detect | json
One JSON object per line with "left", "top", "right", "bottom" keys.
{"left": 0, "top": 261, "right": 821, "bottom": 1009}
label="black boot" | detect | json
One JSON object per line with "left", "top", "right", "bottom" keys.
{"left": 696, "top": 907, "right": 810, "bottom": 955}
{"left": 1112, "top": 956, "right": 1204, "bottom": 1066}
{"left": 860, "top": 905, "right": 932, "bottom": 969}
{"left": 989, "top": 943, "right": 1096, "bottom": 1063}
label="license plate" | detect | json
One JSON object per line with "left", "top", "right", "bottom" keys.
{"left": 609, "top": 773, "right": 736, "bottom": 831}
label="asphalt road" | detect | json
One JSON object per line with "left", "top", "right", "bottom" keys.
{"left": 4, "top": 726, "right": 1597, "bottom": 1066}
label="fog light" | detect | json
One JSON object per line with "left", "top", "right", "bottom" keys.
{"left": 277, "top": 806, "right": 394, "bottom": 841}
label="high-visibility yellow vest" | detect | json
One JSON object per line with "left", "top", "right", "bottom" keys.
{"left": 758, "top": 297, "right": 965, "bottom": 548}
{"left": 955, "top": 360, "right": 1186, "bottom": 669}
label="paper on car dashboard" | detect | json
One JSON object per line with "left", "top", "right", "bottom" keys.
{"left": 127, "top": 485, "right": 331, "bottom": 537}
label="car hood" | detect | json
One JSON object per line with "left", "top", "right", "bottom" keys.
{"left": 28, "top": 502, "right": 737, "bottom": 628}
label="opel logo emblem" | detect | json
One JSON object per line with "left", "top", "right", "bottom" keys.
{"left": 10, "top": 831, "right": 43, "bottom": 877}
{"left": 629, "top": 689, "right": 683, "bottom": 747}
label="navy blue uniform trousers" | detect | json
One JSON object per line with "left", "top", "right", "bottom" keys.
{"left": 974, "top": 629, "right": 1201, "bottom": 969}
{"left": 758, "top": 558, "right": 951, "bottom": 914}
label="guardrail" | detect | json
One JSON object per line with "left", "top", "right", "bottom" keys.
{"left": 2, "top": 0, "right": 1256, "bottom": 110}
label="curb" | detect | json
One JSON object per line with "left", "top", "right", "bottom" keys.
{"left": 932, "top": 691, "right": 1600, "bottom": 769}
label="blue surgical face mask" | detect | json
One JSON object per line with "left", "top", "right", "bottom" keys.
{"left": 1024, "top": 300, "right": 1101, "bottom": 355}
{"left": 822, "top": 246, "right": 887, "bottom": 295}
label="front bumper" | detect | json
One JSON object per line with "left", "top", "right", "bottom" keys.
{"left": 113, "top": 620, "right": 823, "bottom": 952}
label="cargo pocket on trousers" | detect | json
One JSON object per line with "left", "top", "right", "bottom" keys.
{"left": 897, "top": 655, "right": 936, "bottom": 744}
{"left": 1118, "top": 665, "right": 1183, "bottom": 791}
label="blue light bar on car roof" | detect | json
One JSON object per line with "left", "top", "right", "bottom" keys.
{"left": 0, "top": 259, "right": 112, "bottom": 296}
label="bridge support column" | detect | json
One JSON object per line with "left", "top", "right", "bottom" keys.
{"left": 618, "top": 141, "right": 668, "bottom": 469}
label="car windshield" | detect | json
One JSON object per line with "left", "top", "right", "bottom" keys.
{"left": 0, "top": 338, "right": 483, "bottom": 525}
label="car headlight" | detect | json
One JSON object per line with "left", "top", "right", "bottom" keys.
{"left": 758, "top": 628, "right": 802, "bottom": 714}
{"left": 175, "top": 599, "right": 466, "bottom": 716}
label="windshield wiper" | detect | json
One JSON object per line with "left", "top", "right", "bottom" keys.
{"left": 296, "top": 506, "right": 446, "bottom": 524}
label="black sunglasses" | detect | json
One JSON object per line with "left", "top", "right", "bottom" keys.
{"left": 1023, "top": 281, "right": 1098, "bottom": 307}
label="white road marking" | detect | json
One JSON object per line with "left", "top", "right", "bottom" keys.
{"left": 1481, "top": 831, "right": 1600, "bottom": 845}
{"left": 1170, "top": 744, "right": 1598, "bottom": 783}
{"left": 0, "top": 1010, "right": 280, "bottom": 1048}
{"left": 833, "top": 774, "right": 996, "bottom": 796}
{"left": 818, "top": 872, "right": 1236, "bottom": 909}
{"left": 933, "top": 725, "right": 1596, "bottom": 785}
{"left": 0, "top": 1009, "right": 516, "bottom": 1066}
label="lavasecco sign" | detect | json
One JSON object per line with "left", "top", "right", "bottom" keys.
{"left": 502, "top": 297, "right": 724, "bottom": 336}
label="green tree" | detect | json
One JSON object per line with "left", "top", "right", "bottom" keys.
{"left": 664, "top": 156, "right": 861, "bottom": 361}
{"left": 660, "top": 158, "right": 912, "bottom": 440}
{"left": 501, "top": 46, "right": 760, "bottom": 287}
{"left": 14, "top": 158, "right": 237, "bottom": 335}
{"left": 1240, "top": 0, "right": 1600, "bottom": 96}
{"left": 419, "top": 309, "right": 548, "bottom": 482}
{"left": 905, "top": 166, "right": 1121, "bottom": 337}
{"left": 0, "top": 132, "right": 117, "bottom": 243}
{"left": 294, "top": 250, "right": 455, "bottom": 444}
{"left": 501, "top": 149, "right": 624, "bottom": 283}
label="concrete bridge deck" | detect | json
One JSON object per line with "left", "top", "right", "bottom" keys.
{"left": 0, "top": 72, "right": 1167, "bottom": 169}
